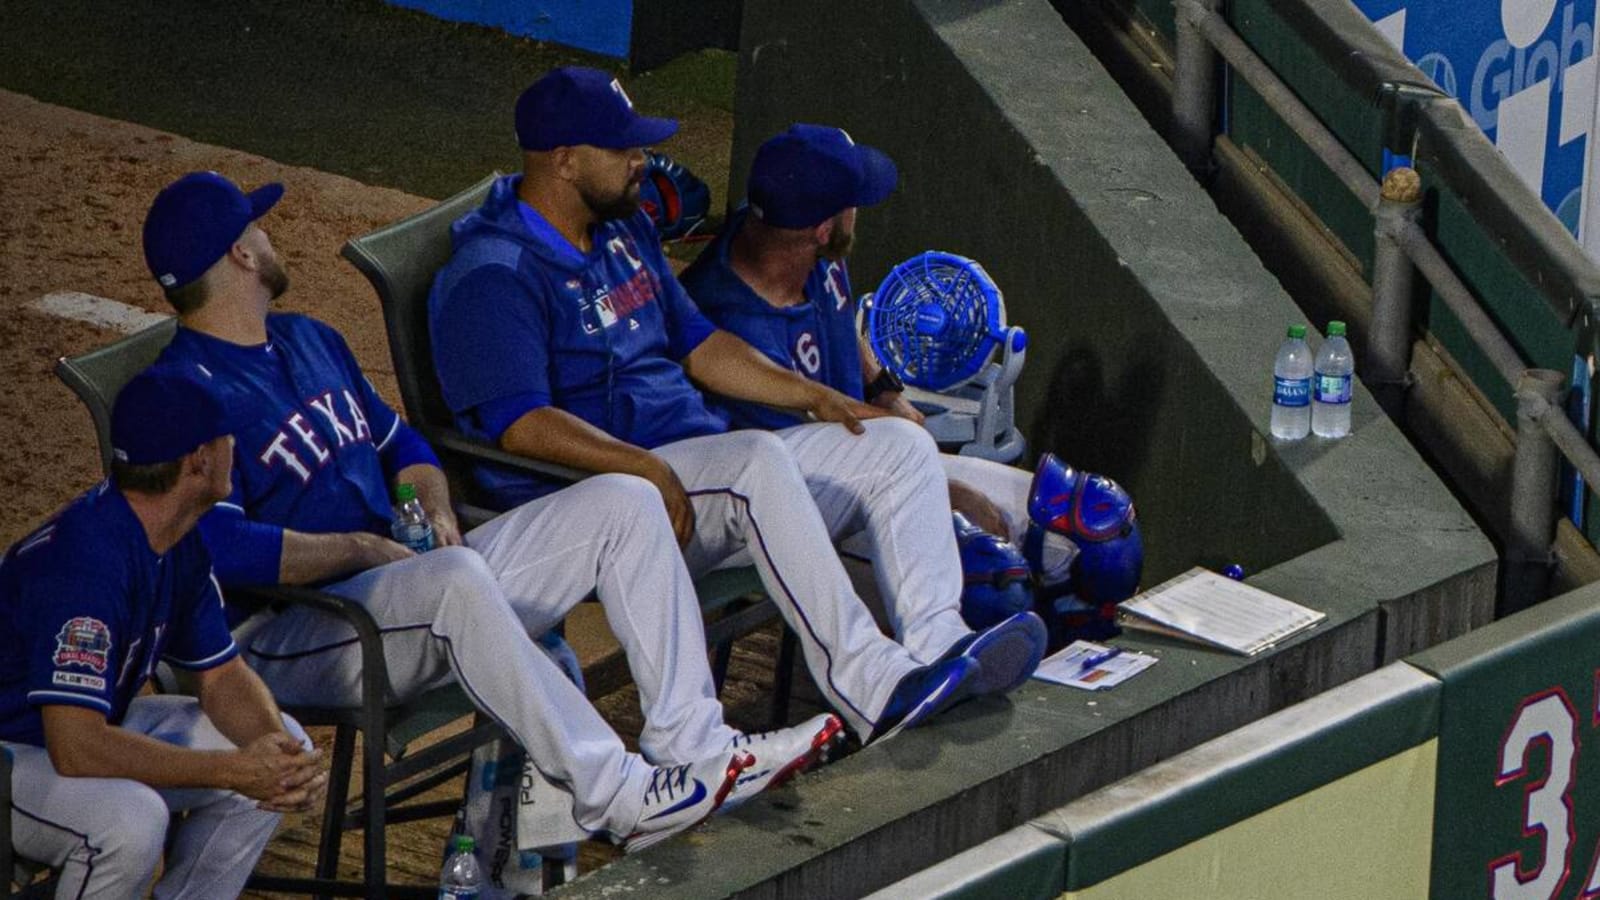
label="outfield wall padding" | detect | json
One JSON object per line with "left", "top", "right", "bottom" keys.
{"left": 872, "top": 581, "right": 1600, "bottom": 899}
{"left": 868, "top": 664, "right": 1440, "bottom": 898}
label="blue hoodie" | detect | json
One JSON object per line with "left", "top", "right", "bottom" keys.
{"left": 429, "top": 175, "right": 728, "bottom": 505}
{"left": 679, "top": 208, "right": 866, "bottom": 430}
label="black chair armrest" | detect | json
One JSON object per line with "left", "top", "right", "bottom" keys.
{"left": 429, "top": 428, "right": 590, "bottom": 483}
{"left": 226, "top": 583, "right": 392, "bottom": 715}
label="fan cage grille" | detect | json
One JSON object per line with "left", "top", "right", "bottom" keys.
{"left": 868, "top": 251, "right": 1005, "bottom": 391}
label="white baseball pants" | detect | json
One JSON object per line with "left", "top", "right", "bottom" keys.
{"left": 236, "top": 474, "right": 735, "bottom": 842}
{"left": 4, "top": 696, "right": 302, "bottom": 899}
{"left": 653, "top": 416, "right": 974, "bottom": 738}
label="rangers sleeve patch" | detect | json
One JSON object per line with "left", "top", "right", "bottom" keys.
{"left": 53, "top": 616, "right": 112, "bottom": 673}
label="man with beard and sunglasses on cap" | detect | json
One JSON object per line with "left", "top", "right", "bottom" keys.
{"left": 428, "top": 67, "right": 1049, "bottom": 748}
{"left": 143, "top": 170, "right": 847, "bottom": 853}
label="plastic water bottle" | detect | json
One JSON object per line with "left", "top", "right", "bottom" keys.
{"left": 1270, "top": 324, "right": 1312, "bottom": 440}
{"left": 391, "top": 483, "right": 434, "bottom": 553}
{"left": 1312, "top": 320, "right": 1353, "bottom": 438}
{"left": 439, "top": 834, "right": 482, "bottom": 899}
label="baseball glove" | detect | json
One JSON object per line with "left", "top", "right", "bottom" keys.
{"left": 639, "top": 151, "right": 711, "bottom": 240}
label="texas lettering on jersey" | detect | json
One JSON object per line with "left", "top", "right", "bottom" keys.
{"left": 256, "top": 388, "right": 375, "bottom": 483}
{"left": 821, "top": 261, "right": 849, "bottom": 312}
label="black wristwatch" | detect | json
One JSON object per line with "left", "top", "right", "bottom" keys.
{"left": 864, "top": 366, "right": 905, "bottom": 401}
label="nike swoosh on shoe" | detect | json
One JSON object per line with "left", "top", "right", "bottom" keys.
{"left": 640, "top": 779, "right": 708, "bottom": 822}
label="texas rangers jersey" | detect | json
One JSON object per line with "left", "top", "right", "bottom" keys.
{"left": 430, "top": 175, "right": 728, "bottom": 504}
{"left": 0, "top": 484, "right": 237, "bottom": 746}
{"left": 679, "top": 208, "right": 864, "bottom": 430}
{"left": 157, "top": 315, "right": 437, "bottom": 592}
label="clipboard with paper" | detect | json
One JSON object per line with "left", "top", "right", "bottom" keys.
{"left": 1116, "top": 567, "right": 1325, "bottom": 656}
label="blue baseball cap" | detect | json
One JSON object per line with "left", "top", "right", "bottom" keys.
{"left": 747, "top": 124, "right": 899, "bottom": 229}
{"left": 516, "top": 67, "right": 679, "bottom": 151}
{"left": 143, "top": 171, "right": 283, "bottom": 291}
{"left": 111, "top": 364, "right": 243, "bottom": 466}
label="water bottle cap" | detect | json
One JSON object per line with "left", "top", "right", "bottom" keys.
{"left": 396, "top": 483, "right": 417, "bottom": 503}
{"left": 1287, "top": 324, "right": 1307, "bottom": 339}
{"left": 453, "top": 834, "right": 475, "bottom": 853}
{"left": 1327, "top": 320, "right": 1346, "bottom": 337}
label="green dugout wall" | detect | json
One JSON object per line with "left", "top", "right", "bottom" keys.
{"left": 1059, "top": 0, "right": 1600, "bottom": 536}
{"left": 870, "top": 580, "right": 1600, "bottom": 900}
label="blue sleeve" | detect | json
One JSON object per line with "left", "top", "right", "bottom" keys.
{"left": 161, "top": 536, "right": 239, "bottom": 671}
{"left": 199, "top": 478, "right": 283, "bottom": 587}
{"left": 23, "top": 562, "right": 124, "bottom": 717}
{"left": 473, "top": 390, "right": 548, "bottom": 443}
{"left": 637, "top": 221, "right": 715, "bottom": 360}
{"left": 433, "top": 264, "right": 555, "bottom": 415}
{"left": 376, "top": 418, "right": 441, "bottom": 478}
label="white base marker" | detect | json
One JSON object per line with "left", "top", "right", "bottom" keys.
{"left": 31, "top": 292, "right": 171, "bottom": 335}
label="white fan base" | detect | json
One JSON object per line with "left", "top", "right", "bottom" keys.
{"left": 901, "top": 333, "right": 1028, "bottom": 464}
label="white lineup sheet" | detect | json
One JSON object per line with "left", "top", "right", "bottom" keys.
{"left": 1119, "top": 567, "right": 1325, "bottom": 656}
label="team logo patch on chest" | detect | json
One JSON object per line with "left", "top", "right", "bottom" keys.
{"left": 53, "top": 616, "right": 112, "bottom": 673}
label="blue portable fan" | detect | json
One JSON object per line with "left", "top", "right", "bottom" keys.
{"left": 861, "top": 251, "right": 1028, "bottom": 462}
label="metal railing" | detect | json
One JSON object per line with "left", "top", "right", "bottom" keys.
{"left": 1170, "top": 0, "right": 1598, "bottom": 612}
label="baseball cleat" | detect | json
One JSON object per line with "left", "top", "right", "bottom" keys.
{"left": 944, "top": 611, "right": 1048, "bottom": 696}
{"left": 623, "top": 750, "right": 754, "bottom": 852}
{"left": 870, "top": 655, "right": 982, "bottom": 744}
{"left": 724, "top": 713, "right": 846, "bottom": 807}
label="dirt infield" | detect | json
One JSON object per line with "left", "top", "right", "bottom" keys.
{"left": 0, "top": 88, "right": 432, "bottom": 546}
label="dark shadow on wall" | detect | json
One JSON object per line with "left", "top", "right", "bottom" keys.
{"left": 1029, "top": 337, "right": 1164, "bottom": 486}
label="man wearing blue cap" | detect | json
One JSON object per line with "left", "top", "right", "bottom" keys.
{"left": 430, "top": 67, "right": 1049, "bottom": 747}
{"left": 680, "top": 124, "right": 1027, "bottom": 538}
{"left": 143, "top": 170, "right": 847, "bottom": 853}
{"left": 2, "top": 366, "right": 323, "bottom": 899}
{"left": 682, "top": 127, "right": 1147, "bottom": 648}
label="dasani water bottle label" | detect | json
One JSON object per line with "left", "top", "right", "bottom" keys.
{"left": 1274, "top": 376, "right": 1311, "bottom": 407}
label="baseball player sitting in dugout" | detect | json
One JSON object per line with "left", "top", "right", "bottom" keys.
{"left": 428, "top": 66, "right": 1049, "bottom": 745}
{"left": 1, "top": 366, "right": 324, "bottom": 899}
{"left": 141, "top": 171, "right": 843, "bottom": 853}
{"left": 679, "top": 124, "right": 1033, "bottom": 542}
{"left": 682, "top": 125, "right": 1147, "bottom": 650}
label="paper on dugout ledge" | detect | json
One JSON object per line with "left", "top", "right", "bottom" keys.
{"left": 1033, "top": 640, "right": 1158, "bottom": 690}
{"left": 1117, "top": 566, "right": 1325, "bottom": 656}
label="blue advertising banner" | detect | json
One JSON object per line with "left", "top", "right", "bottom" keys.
{"left": 1355, "top": 0, "right": 1596, "bottom": 236}
{"left": 385, "top": 0, "right": 633, "bottom": 59}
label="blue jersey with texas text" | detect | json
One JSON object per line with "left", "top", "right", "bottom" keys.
{"left": 679, "top": 208, "right": 864, "bottom": 430}
{"left": 0, "top": 484, "right": 237, "bottom": 746}
{"left": 157, "top": 315, "right": 434, "bottom": 596}
{"left": 430, "top": 175, "right": 728, "bottom": 505}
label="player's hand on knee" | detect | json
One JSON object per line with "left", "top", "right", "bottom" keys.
{"left": 873, "top": 390, "right": 925, "bottom": 425}
{"left": 429, "top": 508, "right": 463, "bottom": 547}
{"left": 950, "top": 479, "right": 1008, "bottom": 540}
{"left": 233, "top": 732, "right": 324, "bottom": 806}
{"left": 259, "top": 750, "right": 329, "bottom": 814}
{"left": 807, "top": 385, "right": 888, "bottom": 435}
{"left": 349, "top": 531, "right": 416, "bottom": 568}
{"left": 642, "top": 457, "right": 696, "bottom": 548}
